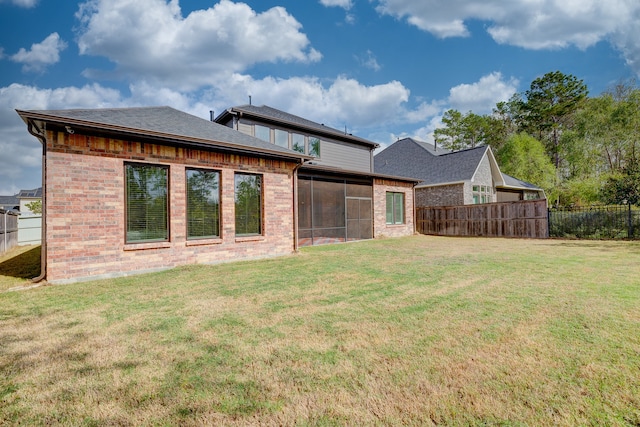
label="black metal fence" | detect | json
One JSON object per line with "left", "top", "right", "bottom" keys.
{"left": 548, "top": 205, "right": 640, "bottom": 239}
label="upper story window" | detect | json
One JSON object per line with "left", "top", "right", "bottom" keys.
{"left": 292, "top": 133, "right": 305, "bottom": 153}
{"left": 251, "top": 123, "right": 321, "bottom": 157}
{"left": 186, "top": 169, "right": 220, "bottom": 239}
{"left": 275, "top": 129, "right": 289, "bottom": 148}
{"left": 254, "top": 124, "right": 270, "bottom": 142}
{"left": 309, "top": 137, "right": 321, "bottom": 157}
{"left": 125, "top": 163, "right": 169, "bottom": 243}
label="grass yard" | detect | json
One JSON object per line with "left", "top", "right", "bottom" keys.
{"left": 1, "top": 235, "right": 639, "bottom": 426}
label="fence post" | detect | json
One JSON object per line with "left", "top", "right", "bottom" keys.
{"left": 629, "top": 203, "right": 633, "bottom": 239}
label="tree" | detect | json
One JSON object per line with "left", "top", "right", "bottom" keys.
{"left": 434, "top": 110, "right": 491, "bottom": 151}
{"left": 434, "top": 109, "right": 465, "bottom": 151}
{"left": 521, "top": 71, "right": 589, "bottom": 172}
{"left": 600, "top": 162, "right": 640, "bottom": 205}
{"left": 495, "top": 133, "right": 555, "bottom": 194}
{"left": 25, "top": 199, "right": 42, "bottom": 214}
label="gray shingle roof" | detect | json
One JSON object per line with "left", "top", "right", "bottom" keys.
{"left": 374, "top": 137, "right": 488, "bottom": 186}
{"left": 217, "top": 104, "right": 379, "bottom": 148}
{"left": 17, "top": 106, "right": 310, "bottom": 160}
{"left": 0, "top": 194, "right": 19, "bottom": 210}
{"left": 502, "top": 173, "right": 542, "bottom": 190}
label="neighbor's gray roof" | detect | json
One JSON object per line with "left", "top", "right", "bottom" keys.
{"left": 502, "top": 173, "right": 542, "bottom": 191}
{"left": 375, "top": 137, "right": 544, "bottom": 191}
{"left": 216, "top": 104, "right": 379, "bottom": 148}
{"left": 0, "top": 194, "right": 19, "bottom": 210}
{"left": 374, "top": 137, "right": 488, "bottom": 186}
{"left": 17, "top": 106, "right": 311, "bottom": 161}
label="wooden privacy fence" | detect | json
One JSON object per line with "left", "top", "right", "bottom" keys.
{"left": 1, "top": 209, "right": 19, "bottom": 253}
{"left": 416, "top": 199, "right": 549, "bottom": 238}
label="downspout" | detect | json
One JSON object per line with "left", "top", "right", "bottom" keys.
{"left": 413, "top": 183, "right": 417, "bottom": 235}
{"left": 292, "top": 159, "right": 305, "bottom": 252}
{"left": 27, "top": 120, "right": 47, "bottom": 283}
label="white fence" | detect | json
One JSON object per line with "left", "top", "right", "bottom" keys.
{"left": 19, "top": 215, "right": 42, "bottom": 246}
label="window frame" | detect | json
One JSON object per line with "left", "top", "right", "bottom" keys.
{"left": 234, "top": 172, "right": 263, "bottom": 237}
{"left": 472, "top": 184, "right": 492, "bottom": 204}
{"left": 385, "top": 191, "right": 405, "bottom": 225}
{"left": 186, "top": 168, "right": 221, "bottom": 240}
{"left": 124, "top": 162, "right": 169, "bottom": 244}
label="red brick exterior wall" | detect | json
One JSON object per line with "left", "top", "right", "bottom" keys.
{"left": 44, "top": 130, "right": 296, "bottom": 283}
{"left": 373, "top": 178, "right": 415, "bottom": 238}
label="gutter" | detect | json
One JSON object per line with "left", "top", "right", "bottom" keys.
{"left": 26, "top": 120, "right": 47, "bottom": 283}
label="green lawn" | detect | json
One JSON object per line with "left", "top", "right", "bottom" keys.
{"left": 1, "top": 236, "right": 639, "bottom": 426}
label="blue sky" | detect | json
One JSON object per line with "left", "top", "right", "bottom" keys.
{"left": 1, "top": 0, "right": 638, "bottom": 195}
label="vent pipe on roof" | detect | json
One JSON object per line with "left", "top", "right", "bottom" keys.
{"left": 209, "top": 110, "right": 214, "bottom": 122}
{"left": 249, "top": 95, "right": 252, "bottom": 105}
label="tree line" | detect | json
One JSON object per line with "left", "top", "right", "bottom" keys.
{"left": 433, "top": 71, "right": 640, "bottom": 207}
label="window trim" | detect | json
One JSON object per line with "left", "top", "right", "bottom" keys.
{"left": 386, "top": 191, "right": 405, "bottom": 225}
{"left": 234, "top": 172, "right": 263, "bottom": 237}
{"left": 124, "top": 162, "right": 170, "bottom": 244}
{"left": 186, "top": 167, "right": 221, "bottom": 241}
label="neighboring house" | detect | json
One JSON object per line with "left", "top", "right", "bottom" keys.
{"left": 215, "top": 104, "right": 418, "bottom": 247}
{"left": 17, "top": 187, "right": 42, "bottom": 215}
{"left": 17, "top": 106, "right": 417, "bottom": 284}
{"left": 374, "top": 137, "right": 545, "bottom": 208}
{"left": 0, "top": 187, "right": 42, "bottom": 213}
{"left": 0, "top": 194, "right": 20, "bottom": 212}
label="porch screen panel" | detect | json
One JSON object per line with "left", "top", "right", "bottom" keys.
{"left": 125, "top": 163, "right": 168, "bottom": 243}
{"left": 312, "top": 179, "right": 345, "bottom": 243}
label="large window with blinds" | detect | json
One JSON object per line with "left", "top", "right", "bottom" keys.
{"left": 235, "top": 173, "right": 262, "bottom": 236}
{"left": 125, "top": 163, "right": 169, "bottom": 243}
{"left": 186, "top": 169, "right": 220, "bottom": 239}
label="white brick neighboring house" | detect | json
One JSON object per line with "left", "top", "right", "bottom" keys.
{"left": 374, "top": 138, "right": 545, "bottom": 208}
{"left": 17, "top": 187, "right": 42, "bottom": 215}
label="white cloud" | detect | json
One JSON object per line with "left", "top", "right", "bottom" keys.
{"left": 10, "top": 33, "right": 67, "bottom": 72}
{"left": 448, "top": 72, "right": 519, "bottom": 114}
{"left": 357, "top": 50, "right": 381, "bottom": 71}
{"left": 0, "top": 0, "right": 38, "bottom": 7}
{"left": 210, "top": 73, "right": 411, "bottom": 130}
{"left": 319, "top": 0, "right": 353, "bottom": 9}
{"left": 0, "top": 83, "right": 124, "bottom": 193}
{"left": 76, "top": 0, "right": 322, "bottom": 91}
{"left": 374, "top": 0, "right": 640, "bottom": 75}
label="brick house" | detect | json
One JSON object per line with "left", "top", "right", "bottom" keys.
{"left": 374, "top": 137, "right": 545, "bottom": 208}
{"left": 17, "top": 106, "right": 417, "bottom": 284}
{"left": 215, "top": 104, "right": 417, "bottom": 246}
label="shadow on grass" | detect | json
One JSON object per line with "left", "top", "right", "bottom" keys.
{"left": 0, "top": 246, "right": 41, "bottom": 280}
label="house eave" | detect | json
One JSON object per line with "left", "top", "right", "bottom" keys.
{"left": 17, "top": 110, "right": 312, "bottom": 163}
{"left": 301, "top": 163, "right": 421, "bottom": 184}
{"left": 219, "top": 107, "right": 380, "bottom": 150}
{"left": 415, "top": 180, "right": 466, "bottom": 189}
